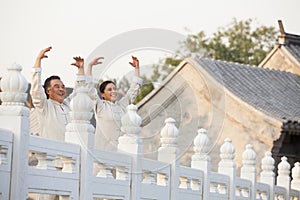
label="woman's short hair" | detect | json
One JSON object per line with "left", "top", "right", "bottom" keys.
{"left": 43, "top": 75, "right": 61, "bottom": 99}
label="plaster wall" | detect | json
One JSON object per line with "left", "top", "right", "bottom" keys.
{"left": 262, "top": 49, "right": 300, "bottom": 75}
{"left": 138, "top": 62, "right": 282, "bottom": 174}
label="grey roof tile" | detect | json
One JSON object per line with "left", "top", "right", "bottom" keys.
{"left": 283, "top": 33, "right": 300, "bottom": 63}
{"left": 285, "top": 43, "right": 300, "bottom": 63}
{"left": 196, "top": 58, "right": 300, "bottom": 121}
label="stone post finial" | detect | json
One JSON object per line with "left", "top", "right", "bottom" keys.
{"left": 277, "top": 156, "right": 291, "bottom": 198}
{"left": 277, "top": 156, "right": 291, "bottom": 177}
{"left": 0, "top": 63, "right": 30, "bottom": 200}
{"left": 191, "top": 128, "right": 211, "bottom": 199}
{"left": 219, "top": 138, "right": 235, "bottom": 163}
{"left": 291, "top": 162, "right": 300, "bottom": 190}
{"left": 65, "top": 85, "right": 95, "bottom": 200}
{"left": 69, "top": 86, "right": 93, "bottom": 123}
{"left": 261, "top": 151, "right": 275, "bottom": 176}
{"left": 118, "top": 104, "right": 142, "bottom": 154}
{"left": 0, "top": 63, "right": 28, "bottom": 106}
{"left": 241, "top": 144, "right": 257, "bottom": 199}
{"left": 218, "top": 138, "right": 236, "bottom": 200}
{"left": 192, "top": 128, "right": 210, "bottom": 161}
{"left": 157, "top": 118, "right": 179, "bottom": 163}
{"left": 260, "top": 151, "right": 275, "bottom": 200}
{"left": 160, "top": 117, "right": 178, "bottom": 147}
{"left": 120, "top": 104, "right": 142, "bottom": 136}
{"left": 242, "top": 144, "right": 256, "bottom": 167}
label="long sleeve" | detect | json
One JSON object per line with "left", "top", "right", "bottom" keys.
{"left": 86, "top": 75, "right": 105, "bottom": 114}
{"left": 119, "top": 76, "right": 143, "bottom": 108}
{"left": 30, "top": 68, "right": 46, "bottom": 109}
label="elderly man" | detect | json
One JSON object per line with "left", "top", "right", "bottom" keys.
{"left": 30, "top": 46, "right": 85, "bottom": 141}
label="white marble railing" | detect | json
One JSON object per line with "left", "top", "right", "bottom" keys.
{"left": 140, "top": 158, "right": 171, "bottom": 199}
{"left": 27, "top": 135, "right": 80, "bottom": 199}
{"left": 92, "top": 149, "right": 131, "bottom": 199}
{"left": 177, "top": 166, "right": 203, "bottom": 200}
{"left": 235, "top": 178, "right": 251, "bottom": 200}
{"left": 209, "top": 172, "right": 230, "bottom": 199}
{"left": 1, "top": 64, "right": 300, "bottom": 200}
{"left": 256, "top": 183, "right": 270, "bottom": 200}
{"left": 0, "top": 129, "right": 13, "bottom": 200}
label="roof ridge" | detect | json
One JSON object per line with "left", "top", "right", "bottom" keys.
{"left": 198, "top": 57, "right": 300, "bottom": 77}
{"left": 196, "top": 57, "right": 300, "bottom": 121}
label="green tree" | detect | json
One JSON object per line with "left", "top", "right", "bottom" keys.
{"left": 104, "top": 75, "right": 154, "bottom": 105}
{"left": 160, "top": 18, "right": 277, "bottom": 79}
{"left": 133, "top": 75, "right": 155, "bottom": 104}
{"left": 119, "top": 18, "right": 278, "bottom": 103}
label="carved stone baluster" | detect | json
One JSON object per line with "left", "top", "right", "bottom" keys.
{"left": 218, "top": 138, "right": 236, "bottom": 199}
{"left": 191, "top": 128, "right": 210, "bottom": 198}
{"left": 277, "top": 156, "right": 291, "bottom": 199}
{"left": 0, "top": 63, "right": 30, "bottom": 199}
{"left": 116, "top": 166, "right": 128, "bottom": 181}
{"left": 291, "top": 162, "right": 300, "bottom": 190}
{"left": 157, "top": 118, "right": 179, "bottom": 200}
{"left": 117, "top": 104, "right": 142, "bottom": 200}
{"left": 241, "top": 144, "right": 256, "bottom": 199}
{"left": 260, "top": 151, "right": 275, "bottom": 200}
{"left": 65, "top": 85, "right": 95, "bottom": 200}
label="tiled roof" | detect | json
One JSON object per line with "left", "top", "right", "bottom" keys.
{"left": 284, "top": 33, "right": 300, "bottom": 63}
{"left": 196, "top": 58, "right": 300, "bottom": 121}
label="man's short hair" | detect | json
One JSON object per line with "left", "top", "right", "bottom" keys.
{"left": 43, "top": 75, "right": 61, "bottom": 99}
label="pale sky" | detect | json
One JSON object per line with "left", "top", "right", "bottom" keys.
{"left": 0, "top": 0, "right": 299, "bottom": 86}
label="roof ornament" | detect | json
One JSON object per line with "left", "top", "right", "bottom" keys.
{"left": 278, "top": 20, "right": 286, "bottom": 45}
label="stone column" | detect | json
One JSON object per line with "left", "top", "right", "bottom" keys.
{"left": 157, "top": 118, "right": 179, "bottom": 163}
{"left": 291, "top": 162, "right": 300, "bottom": 191}
{"left": 118, "top": 104, "right": 142, "bottom": 154}
{"left": 218, "top": 138, "right": 236, "bottom": 200}
{"left": 260, "top": 151, "right": 275, "bottom": 200}
{"left": 276, "top": 156, "right": 291, "bottom": 199}
{"left": 240, "top": 144, "right": 256, "bottom": 199}
{"left": 157, "top": 118, "right": 179, "bottom": 200}
{"left": 0, "top": 63, "right": 30, "bottom": 200}
{"left": 191, "top": 128, "right": 211, "bottom": 199}
{"left": 65, "top": 86, "right": 95, "bottom": 200}
{"left": 117, "top": 104, "right": 142, "bottom": 200}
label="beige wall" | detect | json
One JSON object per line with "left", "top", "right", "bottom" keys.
{"left": 262, "top": 48, "right": 300, "bottom": 76}
{"left": 138, "top": 61, "right": 282, "bottom": 174}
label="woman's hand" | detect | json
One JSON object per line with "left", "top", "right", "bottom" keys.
{"left": 129, "top": 56, "right": 139, "bottom": 68}
{"left": 88, "top": 57, "right": 104, "bottom": 68}
{"left": 86, "top": 57, "right": 104, "bottom": 76}
{"left": 130, "top": 56, "right": 140, "bottom": 77}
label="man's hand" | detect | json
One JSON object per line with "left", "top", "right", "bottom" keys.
{"left": 34, "top": 46, "right": 52, "bottom": 68}
{"left": 71, "top": 56, "right": 84, "bottom": 69}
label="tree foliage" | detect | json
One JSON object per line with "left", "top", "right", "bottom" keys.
{"left": 118, "top": 18, "right": 278, "bottom": 103}
{"left": 104, "top": 75, "right": 155, "bottom": 105}
{"left": 133, "top": 75, "right": 155, "bottom": 104}
{"left": 162, "top": 18, "right": 277, "bottom": 75}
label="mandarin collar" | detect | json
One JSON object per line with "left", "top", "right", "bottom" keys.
{"left": 49, "top": 98, "right": 64, "bottom": 106}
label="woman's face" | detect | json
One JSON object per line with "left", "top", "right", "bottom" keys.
{"left": 101, "top": 83, "right": 118, "bottom": 103}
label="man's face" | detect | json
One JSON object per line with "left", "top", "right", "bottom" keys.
{"left": 47, "top": 79, "right": 66, "bottom": 103}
